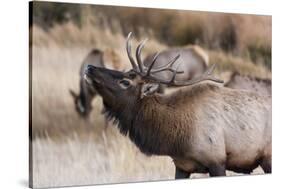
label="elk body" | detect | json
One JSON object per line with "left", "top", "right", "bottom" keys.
{"left": 70, "top": 49, "right": 105, "bottom": 118}
{"left": 84, "top": 33, "right": 272, "bottom": 177}
{"left": 225, "top": 72, "right": 271, "bottom": 96}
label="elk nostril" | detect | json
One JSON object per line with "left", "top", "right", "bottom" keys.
{"left": 87, "top": 65, "right": 92, "bottom": 69}
{"left": 86, "top": 65, "right": 95, "bottom": 73}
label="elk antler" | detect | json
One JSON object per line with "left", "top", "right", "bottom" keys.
{"left": 135, "top": 38, "right": 148, "bottom": 73}
{"left": 152, "top": 64, "right": 224, "bottom": 86}
{"left": 149, "top": 54, "right": 183, "bottom": 74}
{"left": 126, "top": 32, "right": 138, "bottom": 71}
{"left": 126, "top": 32, "right": 182, "bottom": 75}
{"left": 125, "top": 32, "right": 224, "bottom": 86}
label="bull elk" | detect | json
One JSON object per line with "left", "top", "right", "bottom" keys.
{"left": 84, "top": 33, "right": 271, "bottom": 178}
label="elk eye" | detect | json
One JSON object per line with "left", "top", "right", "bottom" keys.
{"left": 119, "top": 79, "right": 131, "bottom": 89}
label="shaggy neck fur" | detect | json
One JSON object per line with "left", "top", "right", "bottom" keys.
{"left": 104, "top": 83, "right": 220, "bottom": 157}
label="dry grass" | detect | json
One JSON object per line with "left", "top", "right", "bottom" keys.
{"left": 32, "top": 119, "right": 175, "bottom": 188}
{"left": 30, "top": 21, "right": 269, "bottom": 188}
{"left": 208, "top": 50, "right": 271, "bottom": 79}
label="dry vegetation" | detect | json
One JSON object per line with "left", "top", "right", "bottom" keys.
{"left": 30, "top": 3, "right": 271, "bottom": 188}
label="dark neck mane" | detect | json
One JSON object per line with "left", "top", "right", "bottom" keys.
{"left": 103, "top": 83, "right": 220, "bottom": 157}
{"left": 103, "top": 94, "right": 193, "bottom": 157}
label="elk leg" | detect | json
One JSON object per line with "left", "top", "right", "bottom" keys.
{"left": 260, "top": 157, "right": 271, "bottom": 173}
{"left": 208, "top": 164, "right": 226, "bottom": 177}
{"left": 175, "top": 166, "right": 190, "bottom": 179}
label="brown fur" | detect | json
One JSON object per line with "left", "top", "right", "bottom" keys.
{"left": 225, "top": 71, "right": 271, "bottom": 96}
{"left": 85, "top": 65, "right": 271, "bottom": 178}
{"left": 145, "top": 83, "right": 269, "bottom": 173}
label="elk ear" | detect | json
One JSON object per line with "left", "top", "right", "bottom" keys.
{"left": 140, "top": 83, "right": 159, "bottom": 99}
{"left": 69, "top": 89, "right": 78, "bottom": 99}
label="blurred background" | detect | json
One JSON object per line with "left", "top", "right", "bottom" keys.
{"left": 30, "top": 1, "right": 271, "bottom": 188}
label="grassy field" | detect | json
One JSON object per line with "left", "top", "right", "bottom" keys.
{"left": 31, "top": 40, "right": 268, "bottom": 188}
{"left": 30, "top": 8, "right": 271, "bottom": 187}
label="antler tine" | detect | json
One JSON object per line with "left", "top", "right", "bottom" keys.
{"left": 151, "top": 54, "right": 184, "bottom": 74}
{"left": 136, "top": 38, "right": 148, "bottom": 73}
{"left": 126, "top": 32, "right": 138, "bottom": 71}
{"left": 146, "top": 52, "right": 160, "bottom": 76}
{"left": 169, "top": 64, "right": 224, "bottom": 86}
{"left": 168, "top": 62, "right": 181, "bottom": 84}
{"left": 206, "top": 62, "right": 216, "bottom": 75}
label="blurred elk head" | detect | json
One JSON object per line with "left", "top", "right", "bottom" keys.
{"left": 69, "top": 88, "right": 92, "bottom": 118}
{"left": 70, "top": 49, "right": 104, "bottom": 118}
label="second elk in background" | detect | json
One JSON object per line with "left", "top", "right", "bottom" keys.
{"left": 69, "top": 49, "right": 105, "bottom": 118}
{"left": 224, "top": 72, "right": 271, "bottom": 96}
{"left": 143, "top": 45, "right": 209, "bottom": 93}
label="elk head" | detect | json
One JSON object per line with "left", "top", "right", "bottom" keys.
{"left": 84, "top": 32, "right": 223, "bottom": 114}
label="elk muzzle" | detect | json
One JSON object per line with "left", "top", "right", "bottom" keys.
{"left": 84, "top": 65, "right": 102, "bottom": 85}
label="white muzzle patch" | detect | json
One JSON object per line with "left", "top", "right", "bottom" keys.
{"left": 84, "top": 74, "right": 93, "bottom": 85}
